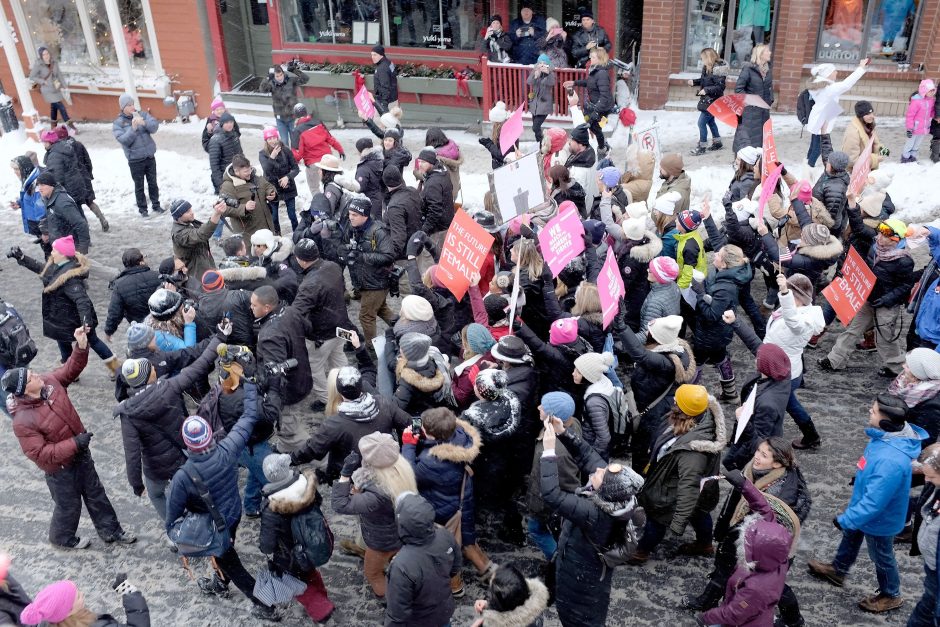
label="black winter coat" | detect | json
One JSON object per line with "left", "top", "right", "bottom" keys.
{"left": 208, "top": 129, "right": 243, "bottom": 192}
{"left": 723, "top": 374, "right": 791, "bottom": 471}
{"left": 479, "top": 137, "right": 508, "bottom": 170}
{"left": 115, "top": 337, "right": 214, "bottom": 402}
{"left": 347, "top": 218, "right": 395, "bottom": 291}
{"left": 105, "top": 265, "right": 161, "bottom": 336}
{"left": 332, "top": 472, "right": 401, "bottom": 552}
{"left": 356, "top": 150, "right": 386, "bottom": 219}
{"left": 762, "top": 200, "right": 843, "bottom": 287}
{"left": 256, "top": 304, "right": 312, "bottom": 406}
{"left": 171, "top": 219, "right": 217, "bottom": 295}
{"left": 733, "top": 63, "right": 773, "bottom": 152}
{"left": 373, "top": 57, "right": 398, "bottom": 106}
{"left": 403, "top": 259, "right": 461, "bottom": 355}
{"left": 43, "top": 187, "right": 90, "bottom": 254}
{"left": 847, "top": 207, "right": 916, "bottom": 307}
{"left": 395, "top": 358, "right": 450, "bottom": 416}
{"left": 692, "top": 61, "right": 729, "bottom": 109}
{"left": 87, "top": 592, "right": 151, "bottom": 627}
{"left": 619, "top": 235, "right": 661, "bottom": 331}
{"left": 418, "top": 167, "right": 455, "bottom": 234}
{"left": 18, "top": 253, "right": 96, "bottom": 342}
{"left": 66, "top": 137, "right": 95, "bottom": 200}
{"left": 570, "top": 25, "right": 612, "bottom": 67}
{"left": 484, "top": 30, "right": 513, "bottom": 62}
{"left": 0, "top": 573, "right": 30, "bottom": 625}
{"left": 813, "top": 170, "right": 850, "bottom": 235}
{"left": 693, "top": 263, "right": 753, "bottom": 356}
{"left": 194, "top": 287, "right": 254, "bottom": 347}
{"left": 516, "top": 322, "right": 590, "bottom": 400}
{"left": 290, "top": 258, "right": 355, "bottom": 342}
{"left": 197, "top": 382, "right": 278, "bottom": 449}
{"left": 259, "top": 469, "right": 323, "bottom": 574}
{"left": 260, "top": 69, "right": 309, "bottom": 119}
{"left": 909, "top": 394, "right": 940, "bottom": 448}
{"left": 465, "top": 391, "right": 524, "bottom": 489}
{"left": 115, "top": 337, "right": 221, "bottom": 491}
{"left": 574, "top": 64, "right": 614, "bottom": 118}
{"left": 258, "top": 142, "right": 300, "bottom": 202}
{"left": 44, "top": 140, "right": 90, "bottom": 204}
{"left": 552, "top": 182, "right": 587, "bottom": 217}
{"left": 384, "top": 186, "right": 423, "bottom": 260}
{"left": 202, "top": 117, "right": 241, "bottom": 152}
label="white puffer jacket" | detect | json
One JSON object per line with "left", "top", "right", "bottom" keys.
{"left": 763, "top": 290, "right": 825, "bottom": 379}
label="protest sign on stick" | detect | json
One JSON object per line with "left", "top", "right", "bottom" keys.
{"left": 500, "top": 103, "right": 525, "bottom": 155}
{"left": 353, "top": 85, "right": 375, "bottom": 119}
{"left": 437, "top": 209, "right": 495, "bottom": 301}
{"left": 761, "top": 119, "right": 778, "bottom": 181}
{"left": 848, "top": 136, "right": 875, "bottom": 196}
{"left": 599, "top": 247, "right": 625, "bottom": 328}
{"left": 822, "top": 245, "right": 877, "bottom": 325}
{"left": 538, "top": 203, "right": 585, "bottom": 277}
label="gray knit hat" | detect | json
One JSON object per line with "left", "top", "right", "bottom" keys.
{"left": 828, "top": 151, "right": 849, "bottom": 172}
{"left": 126, "top": 322, "right": 155, "bottom": 351}
{"left": 599, "top": 464, "right": 645, "bottom": 503}
{"left": 121, "top": 358, "right": 152, "bottom": 389}
{"left": 399, "top": 332, "right": 432, "bottom": 366}
{"left": 262, "top": 453, "right": 293, "bottom": 483}
{"left": 359, "top": 432, "right": 400, "bottom": 469}
{"left": 574, "top": 352, "right": 615, "bottom": 383}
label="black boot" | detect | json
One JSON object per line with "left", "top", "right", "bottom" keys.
{"left": 708, "top": 138, "right": 723, "bottom": 151}
{"left": 683, "top": 580, "right": 724, "bottom": 611}
{"left": 792, "top": 421, "right": 821, "bottom": 449}
{"left": 689, "top": 142, "right": 707, "bottom": 156}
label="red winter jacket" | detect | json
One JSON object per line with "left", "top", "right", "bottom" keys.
{"left": 292, "top": 122, "right": 344, "bottom": 167}
{"left": 11, "top": 347, "right": 89, "bottom": 474}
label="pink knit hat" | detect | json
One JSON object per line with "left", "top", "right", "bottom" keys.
{"left": 20, "top": 580, "right": 78, "bottom": 625}
{"left": 797, "top": 180, "right": 813, "bottom": 204}
{"left": 210, "top": 97, "right": 225, "bottom": 110}
{"left": 648, "top": 256, "right": 679, "bottom": 284}
{"left": 549, "top": 317, "right": 579, "bottom": 345}
{"left": 52, "top": 235, "right": 76, "bottom": 258}
{"left": 40, "top": 129, "right": 59, "bottom": 144}
{"left": 262, "top": 126, "right": 279, "bottom": 141}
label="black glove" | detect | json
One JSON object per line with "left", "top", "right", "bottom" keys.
{"left": 519, "top": 223, "right": 536, "bottom": 240}
{"left": 74, "top": 432, "right": 93, "bottom": 451}
{"left": 406, "top": 231, "right": 428, "bottom": 258}
{"left": 722, "top": 189, "right": 733, "bottom": 206}
{"left": 832, "top": 516, "right": 842, "bottom": 531}
{"left": 240, "top": 353, "right": 257, "bottom": 379}
{"left": 133, "top": 484, "right": 145, "bottom": 497}
{"left": 870, "top": 297, "right": 886, "bottom": 309}
{"left": 724, "top": 469, "right": 746, "bottom": 489}
{"left": 907, "top": 130, "right": 913, "bottom": 138}
{"left": 267, "top": 559, "right": 284, "bottom": 578}
{"left": 7, "top": 246, "right": 23, "bottom": 260}
{"left": 341, "top": 450, "right": 362, "bottom": 477}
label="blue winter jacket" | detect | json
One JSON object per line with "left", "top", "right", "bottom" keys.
{"left": 915, "top": 227, "right": 940, "bottom": 348}
{"left": 154, "top": 323, "right": 196, "bottom": 352}
{"left": 18, "top": 167, "right": 44, "bottom": 234}
{"left": 837, "top": 424, "right": 927, "bottom": 536}
{"left": 112, "top": 110, "right": 159, "bottom": 162}
{"left": 165, "top": 382, "right": 260, "bottom": 531}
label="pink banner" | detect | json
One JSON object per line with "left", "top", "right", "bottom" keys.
{"left": 849, "top": 136, "right": 875, "bottom": 196}
{"left": 539, "top": 204, "right": 585, "bottom": 277}
{"left": 757, "top": 163, "right": 784, "bottom": 222}
{"left": 599, "top": 247, "right": 624, "bottom": 329}
{"left": 354, "top": 85, "right": 375, "bottom": 119}
{"left": 499, "top": 103, "right": 524, "bottom": 155}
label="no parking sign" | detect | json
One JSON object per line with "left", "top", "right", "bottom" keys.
{"left": 635, "top": 123, "right": 661, "bottom": 158}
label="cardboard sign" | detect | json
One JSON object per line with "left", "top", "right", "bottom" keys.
{"left": 492, "top": 152, "right": 546, "bottom": 223}
{"left": 822, "top": 245, "right": 877, "bottom": 325}
{"left": 707, "top": 94, "right": 745, "bottom": 128}
{"left": 757, "top": 163, "right": 784, "bottom": 221}
{"left": 354, "top": 85, "right": 375, "bottom": 119}
{"left": 437, "top": 209, "right": 495, "bottom": 301}
{"left": 499, "top": 103, "right": 525, "bottom": 155}
{"left": 761, "top": 119, "right": 778, "bottom": 181}
{"left": 539, "top": 204, "right": 585, "bottom": 277}
{"left": 598, "top": 247, "right": 625, "bottom": 329}
{"left": 848, "top": 135, "right": 875, "bottom": 196}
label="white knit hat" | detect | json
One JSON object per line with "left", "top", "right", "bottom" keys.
{"left": 907, "top": 348, "right": 940, "bottom": 380}
{"left": 737, "top": 146, "right": 763, "bottom": 166}
{"left": 649, "top": 315, "right": 682, "bottom": 347}
{"left": 625, "top": 201, "right": 648, "bottom": 220}
{"left": 490, "top": 101, "right": 509, "bottom": 124}
{"left": 574, "top": 352, "right": 615, "bottom": 383}
{"left": 811, "top": 63, "right": 836, "bottom": 83}
{"left": 622, "top": 218, "right": 646, "bottom": 241}
{"left": 400, "top": 295, "right": 434, "bottom": 322}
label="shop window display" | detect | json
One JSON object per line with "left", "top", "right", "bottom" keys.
{"left": 816, "top": 0, "right": 920, "bottom": 61}
{"left": 683, "top": 0, "right": 776, "bottom": 70}
{"left": 390, "top": 0, "right": 487, "bottom": 49}
{"left": 280, "top": 0, "right": 382, "bottom": 45}
{"left": 509, "top": 0, "right": 598, "bottom": 40}
{"left": 21, "top": 0, "right": 89, "bottom": 65}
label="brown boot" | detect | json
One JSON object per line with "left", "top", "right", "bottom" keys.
{"left": 462, "top": 543, "right": 494, "bottom": 580}
{"left": 338, "top": 538, "right": 366, "bottom": 559}
{"left": 856, "top": 329, "right": 876, "bottom": 352}
{"left": 858, "top": 592, "right": 903, "bottom": 613}
{"left": 676, "top": 542, "right": 715, "bottom": 557}
{"left": 450, "top": 574, "right": 465, "bottom": 598}
{"left": 807, "top": 560, "right": 845, "bottom": 587}
{"left": 104, "top": 357, "right": 121, "bottom": 382}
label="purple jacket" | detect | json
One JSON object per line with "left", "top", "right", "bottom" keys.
{"left": 700, "top": 480, "right": 792, "bottom": 627}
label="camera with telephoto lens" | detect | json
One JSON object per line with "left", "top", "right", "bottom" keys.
{"left": 158, "top": 271, "right": 185, "bottom": 290}
{"left": 218, "top": 194, "right": 239, "bottom": 208}
{"left": 264, "top": 358, "right": 298, "bottom": 377}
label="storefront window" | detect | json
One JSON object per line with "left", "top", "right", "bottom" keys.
{"left": 391, "top": 0, "right": 486, "bottom": 49}
{"left": 280, "top": 0, "right": 382, "bottom": 45}
{"left": 21, "top": 0, "right": 89, "bottom": 65}
{"left": 817, "top": 0, "right": 920, "bottom": 62}
{"left": 684, "top": 0, "right": 777, "bottom": 70}
{"left": 509, "top": 0, "right": 599, "bottom": 39}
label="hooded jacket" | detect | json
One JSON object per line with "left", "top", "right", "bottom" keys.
{"left": 906, "top": 79, "right": 936, "bottom": 136}
{"left": 43, "top": 141, "right": 90, "bottom": 205}
{"left": 260, "top": 68, "right": 309, "bottom": 119}
{"left": 292, "top": 120, "right": 344, "bottom": 166}
{"left": 527, "top": 69, "right": 556, "bottom": 117}
{"left": 10, "top": 347, "right": 88, "bottom": 474}
{"left": 15, "top": 160, "right": 44, "bottom": 234}
{"left": 171, "top": 218, "right": 217, "bottom": 294}
{"left": 208, "top": 127, "right": 244, "bottom": 192}
{"left": 618, "top": 330, "right": 696, "bottom": 418}
{"left": 219, "top": 164, "right": 277, "bottom": 240}
{"left": 104, "top": 265, "right": 161, "bottom": 336}
{"left": 384, "top": 185, "right": 423, "bottom": 259}
{"left": 260, "top": 469, "right": 322, "bottom": 574}
{"left": 258, "top": 141, "right": 300, "bottom": 201}
{"left": 112, "top": 110, "right": 158, "bottom": 162}
{"left": 356, "top": 148, "right": 386, "bottom": 218}
{"left": 402, "top": 420, "right": 482, "bottom": 546}
{"left": 384, "top": 494, "right": 461, "bottom": 627}
{"left": 395, "top": 356, "right": 450, "bottom": 415}
{"left": 18, "top": 252, "right": 96, "bottom": 342}
{"left": 753, "top": 290, "right": 824, "bottom": 379}
{"left": 29, "top": 55, "right": 65, "bottom": 103}
{"left": 723, "top": 372, "right": 791, "bottom": 471}
{"left": 693, "top": 263, "right": 753, "bottom": 354}
{"left": 42, "top": 186, "right": 90, "bottom": 254}
{"left": 701, "top": 480, "right": 792, "bottom": 627}
{"left": 332, "top": 466, "right": 402, "bottom": 552}
{"left": 618, "top": 234, "right": 663, "bottom": 331}
{"left": 837, "top": 423, "right": 927, "bottom": 536}
{"left": 639, "top": 397, "right": 727, "bottom": 534}
{"left": 762, "top": 202, "right": 843, "bottom": 286}
{"left": 812, "top": 170, "right": 851, "bottom": 236}
{"left": 480, "top": 578, "right": 549, "bottom": 627}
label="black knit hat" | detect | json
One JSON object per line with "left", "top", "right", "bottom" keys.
{"left": 294, "top": 238, "right": 320, "bottom": 262}
{"left": 356, "top": 137, "right": 374, "bottom": 153}
{"left": 0, "top": 367, "right": 28, "bottom": 397}
{"left": 36, "top": 171, "right": 56, "bottom": 187}
{"left": 372, "top": 45, "right": 385, "bottom": 56}
{"left": 336, "top": 366, "right": 363, "bottom": 400}
{"left": 570, "top": 124, "right": 591, "bottom": 146}
{"left": 418, "top": 148, "right": 438, "bottom": 165}
{"left": 855, "top": 100, "right": 874, "bottom": 117}
{"left": 382, "top": 164, "right": 404, "bottom": 188}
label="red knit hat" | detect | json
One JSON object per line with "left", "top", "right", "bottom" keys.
{"left": 756, "top": 343, "right": 791, "bottom": 381}
{"left": 201, "top": 269, "right": 225, "bottom": 292}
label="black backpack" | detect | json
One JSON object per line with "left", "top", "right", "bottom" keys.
{"left": 0, "top": 303, "right": 37, "bottom": 368}
{"left": 796, "top": 89, "right": 815, "bottom": 126}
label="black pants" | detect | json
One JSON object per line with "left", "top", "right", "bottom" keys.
{"left": 217, "top": 521, "right": 267, "bottom": 607}
{"left": 532, "top": 114, "right": 547, "bottom": 144}
{"left": 45, "top": 453, "right": 121, "bottom": 545}
{"left": 128, "top": 156, "right": 160, "bottom": 212}
{"left": 50, "top": 102, "right": 70, "bottom": 122}
{"left": 588, "top": 116, "right": 606, "bottom": 150}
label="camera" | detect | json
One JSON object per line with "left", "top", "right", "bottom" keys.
{"left": 218, "top": 194, "right": 239, "bottom": 208}
{"left": 264, "top": 358, "right": 298, "bottom": 377}
{"left": 387, "top": 265, "right": 405, "bottom": 298}
{"left": 6, "top": 246, "right": 22, "bottom": 259}
{"left": 183, "top": 298, "right": 199, "bottom": 312}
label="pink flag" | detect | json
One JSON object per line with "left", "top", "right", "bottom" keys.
{"left": 499, "top": 103, "right": 525, "bottom": 155}
{"left": 354, "top": 85, "right": 375, "bottom": 119}
{"left": 848, "top": 136, "right": 875, "bottom": 196}
{"left": 757, "top": 163, "right": 784, "bottom": 222}
{"left": 538, "top": 203, "right": 585, "bottom": 277}
{"left": 598, "top": 247, "right": 625, "bottom": 329}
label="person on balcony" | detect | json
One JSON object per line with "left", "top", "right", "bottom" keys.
{"left": 510, "top": 2, "right": 545, "bottom": 65}
{"left": 482, "top": 15, "right": 513, "bottom": 63}
{"left": 570, "top": 9, "right": 612, "bottom": 68}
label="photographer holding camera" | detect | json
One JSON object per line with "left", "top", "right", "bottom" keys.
{"left": 219, "top": 154, "right": 278, "bottom": 243}
{"left": 250, "top": 285, "right": 312, "bottom": 411}
{"left": 170, "top": 198, "right": 226, "bottom": 294}
{"left": 343, "top": 197, "right": 395, "bottom": 343}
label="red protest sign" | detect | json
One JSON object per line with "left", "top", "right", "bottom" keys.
{"left": 761, "top": 119, "right": 778, "bottom": 181}
{"left": 353, "top": 85, "right": 375, "bottom": 119}
{"left": 848, "top": 135, "right": 875, "bottom": 197}
{"left": 822, "top": 245, "right": 877, "bottom": 325}
{"left": 707, "top": 95, "right": 745, "bottom": 128}
{"left": 437, "top": 209, "right": 495, "bottom": 301}
{"left": 598, "top": 247, "right": 625, "bottom": 329}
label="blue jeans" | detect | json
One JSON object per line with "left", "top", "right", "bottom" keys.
{"left": 698, "top": 111, "right": 720, "bottom": 143}
{"left": 527, "top": 517, "right": 557, "bottom": 559}
{"left": 638, "top": 511, "right": 713, "bottom": 553}
{"left": 239, "top": 440, "right": 272, "bottom": 514}
{"left": 908, "top": 565, "right": 940, "bottom": 626}
{"left": 271, "top": 197, "right": 297, "bottom": 233}
{"left": 276, "top": 117, "right": 294, "bottom": 148}
{"left": 212, "top": 220, "right": 224, "bottom": 239}
{"left": 143, "top": 475, "right": 169, "bottom": 522}
{"left": 787, "top": 373, "right": 813, "bottom": 426}
{"left": 57, "top": 330, "right": 113, "bottom": 362}
{"left": 51, "top": 101, "right": 70, "bottom": 122}
{"left": 807, "top": 134, "right": 822, "bottom": 167}
{"left": 833, "top": 528, "right": 901, "bottom": 597}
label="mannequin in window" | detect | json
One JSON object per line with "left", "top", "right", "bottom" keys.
{"left": 824, "top": 0, "right": 864, "bottom": 44}
{"left": 736, "top": 0, "right": 771, "bottom": 46}
{"left": 880, "top": 0, "right": 914, "bottom": 53}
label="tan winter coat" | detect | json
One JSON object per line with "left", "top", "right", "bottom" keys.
{"left": 621, "top": 148, "right": 655, "bottom": 203}
{"left": 841, "top": 117, "right": 883, "bottom": 171}
{"left": 219, "top": 164, "right": 276, "bottom": 240}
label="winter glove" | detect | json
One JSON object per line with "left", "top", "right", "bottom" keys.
{"left": 721, "top": 189, "right": 733, "bottom": 206}
{"left": 6, "top": 246, "right": 23, "bottom": 261}
{"left": 519, "top": 223, "right": 536, "bottom": 240}
{"left": 406, "top": 231, "right": 428, "bottom": 258}
{"left": 267, "top": 559, "right": 284, "bottom": 578}
{"left": 341, "top": 450, "right": 361, "bottom": 477}
{"left": 74, "top": 432, "right": 93, "bottom": 451}
{"left": 110, "top": 573, "right": 138, "bottom": 596}
{"left": 907, "top": 130, "right": 913, "bottom": 138}
{"left": 240, "top": 352, "right": 257, "bottom": 379}
{"left": 832, "top": 516, "right": 842, "bottom": 531}
{"left": 402, "top": 428, "right": 420, "bottom": 446}
{"left": 870, "top": 297, "right": 886, "bottom": 309}
{"left": 694, "top": 615, "right": 708, "bottom": 627}
{"left": 724, "top": 469, "right": 745, "bottom": 489}
{"left": 133, "top": 484, "right": 145, "bottom": 498}
{"left": 879, "top": 146, "right": 890, "bottom": 157}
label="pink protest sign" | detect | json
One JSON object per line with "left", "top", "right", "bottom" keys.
{"left": 354, "top": 85, "right": 375, "bottom": 119}
{"left": 757, "top": 163, "right": 784, "bottom": 221}
{"left": 849, "top": 135, "right": 875, "bottom": 196}
{"left": 499, "top": 103, "right": 524, "bottom": 155}
{"left": 599, "top": 247, "right": 624, "bottom": 329}
{"left": 538, "top": 204, "right": 585, "bottom": 277}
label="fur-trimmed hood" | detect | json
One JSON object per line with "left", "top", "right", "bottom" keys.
{"left": 685, "top": 396, "right": 727, "bottom": 454}
{"left": 428, "top": 419, "right": 482, "bottom": 464}
{"left": 628, "top": 232, "right": 663, "bottom": 263}
{"left": 651, "top": 338, "right": 698, "bottom": 383}
{"left": 710, "top": 60, "right": 730, "bottom": 78}
{"left": 481, "top": 578, "right": 549, "bottom": 627}
{"left": 333, "top": 174, "right": 361, "bottom": 193}
{"left": 263, "top": 236, "right": 294, "bottom": 263}
{"left": 42, "top": 253, "right": 90, "bottom": 293}
{"left": 265, "top": 470, "right": 319, "bottom": 515}
{"left": 396, "top": 357, "right": 445, "bottom": 392}
{"left": 797, "top": 234, "right": 842, "bottom": 260}
{"left": 217, "top": 264, "right": 267, "bottom": 282}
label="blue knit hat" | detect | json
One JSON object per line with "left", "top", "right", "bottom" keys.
{"left": 466, "top": 323, "right": 496, "bottom": 355}
{"left": 537, "top": 54, "right": 552, "bottom": 67}
{"left": 599, "top": 166, "right": 621, "bottom": 189}
{"left": 126, "top": 322, "right": 155, "bottom": 351}
{"left": 541, "top": 391, "right": 575, "bottom": 421}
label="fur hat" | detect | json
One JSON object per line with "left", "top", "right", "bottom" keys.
{"left": 400, "top": 332, "right": 432, "bottom": 366}
{"left": 622, "top": 218, "right": 646, "bottom": 241}
{"left": 675, "top": 384, "right": 708, "bottom": 416}
{"left": 359, "top": 432, "right": 399, "bottom": 469}
{"left": 736, "top": 146, "right": 763, "bottom": 166}
{"left": 907, "top": 348, "right": 940, "bottom": 381}
{"left": 756, "top": 343, "right": 791, "bottom": 381}
{"left": 648, "top": 256, "right": 679, "bottom": 283}
{"left": 574, "top": 352, "right": 615, "bottom": 383}
{"left": 599, "top": 464, "right": 645, "bottom": 503}
{"left": 654, "top": 191, "right": 681, "bottom": 216}
{"left": 648, "top": 315, "right": 682, "bottom": 347}
{"left": 336, "top": 366, "right": 363, "bottom": 400}
{"left": 126, "top": 322, "right": 155, "bottom": 351}
{"left": 466, "top": 323, "right": 496, "bottom": 355}
{"left": 148, "top": 288, "right": 183, "bottom": 321}
{"left": 489, "top": 101, "right": 509, "bottom": 123}
{"left": 251, "top": 229, "right": 276, "bottom": 251}
{"left": 659, "top": 153, "right": 684, "bottom": 178}
{"left": 549, "top": 317, "right": 579, "bottom": 345}
{"left": 181, "top": 416, "right": 213, "bottom": 452}
{"left": 262, "top": 453, "right": 293, "bottom": 483}
{"left": 799, "top": 223, "right": 830, "bottom": 247}
{"left": 401, "top": 295, "right": 434, "bottom": 322}
{"left": 121, "top": 358, "right": 152, "bottom": 388}
{"left": 787, "top": 273, "right": 814, "bottom": 306}
{"left": 541, "top": 391, "right": 575, "bottom": 421}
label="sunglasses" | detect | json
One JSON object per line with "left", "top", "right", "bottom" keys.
{"left": 877, "top": 223, "right": 900, "bottom": 239}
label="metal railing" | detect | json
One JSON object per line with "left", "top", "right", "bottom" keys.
{"left": 481, "top": 57, "right": 592, "bottom": 121}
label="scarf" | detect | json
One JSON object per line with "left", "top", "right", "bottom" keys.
{"left": 729, "top": 464, "right": 787, "bottom": 528}
{"left": 874, "top": 238, "right": 910, "bottom": 265}
{"left": 889, "top": 373, "right": 940, "bottom": 407}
